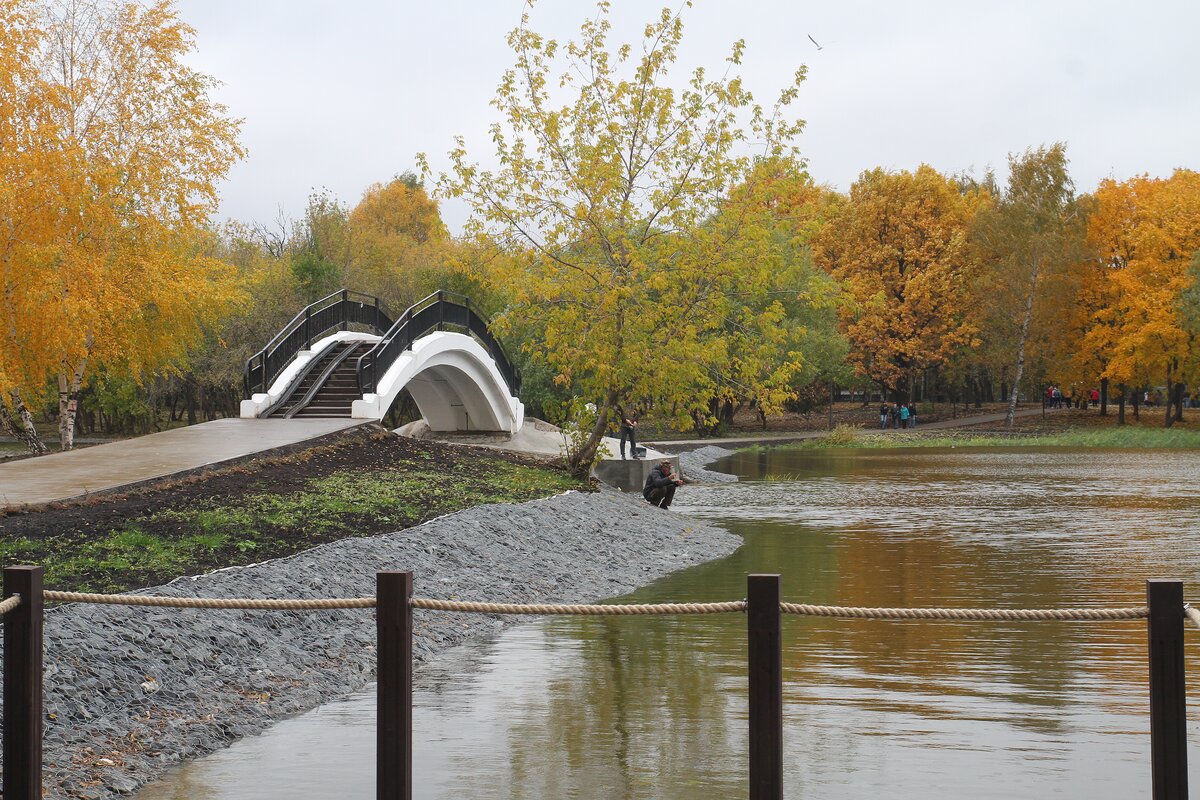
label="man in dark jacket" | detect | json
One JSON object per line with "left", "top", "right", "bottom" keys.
{"left": 643, "top": 460, "right": 683, "bottom": 509}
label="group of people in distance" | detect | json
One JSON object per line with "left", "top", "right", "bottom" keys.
{"left": 1045, "top": 385, "right": 1101, "bottom": 409}
{"left": 878, "top": 402, "right": 918, "bottom": 430}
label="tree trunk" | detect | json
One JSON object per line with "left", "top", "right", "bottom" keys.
{"left": 1005, "top": 279, "right": 1039, "bottom": 427}
{"left": 1100, "top": 378, "right": 1109, "bottom": 416}
{"left": 569, "top": 389, "right": 619, "bottom": 478}
{"left": 186, "top": 383, "right": 197, "bottom": 425}
{"left": 1117, "top": 384, "right": 1126, "bottom": 425}
{"left": 1165, "top": 364, "right": 1174, "bottom": 428}
{"left": 57, "top": 360, "right": 87, "bottom": 451}
{"left": 1132, "top": 386, "right": 1140, "bottom": 420}
{"left": 1175, "top": 382, "right": 1185, "bottom": 422}
{"left": 0, "top": 393, "right": 48, "bottom": 455}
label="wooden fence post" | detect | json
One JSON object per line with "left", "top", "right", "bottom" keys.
{"left": 1147, "top": 579, "right": 1188, "bottom": 800}
{"left": 4, "top": 565, "right": 44, "bottom": 800}
{"left": 747, "top": 573, "right": 782, "bottom": 800}
{"left": 377, "top": 571, "right": 413, "bottom": 800}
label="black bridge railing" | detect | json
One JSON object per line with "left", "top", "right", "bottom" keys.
{"left": 244, "top": 290, "right": 393, "bottom": 398}
{"left": 356, "top": 291, "right": 521, "bottom": 398}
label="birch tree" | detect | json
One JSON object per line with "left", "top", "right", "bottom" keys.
{"left": 0, "top": 0, "right": 244, "bottom": 452}
{"left": 972, "top": 144, "right": 1083, "bottom": 426}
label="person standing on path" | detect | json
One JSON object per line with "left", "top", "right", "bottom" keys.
{"left": 908, "top": 403, "right": 917, "bottom": 428}
{"left": 618, "top": 408, "right": 639, "bottom": 459}
{"left": 899, "top": 403, "right": 910, "bottom": 429}
{"left": 644, "top": 460, "right": 683, "bottom": 509}
{"left": 879, "top": 403, "right": 889, "bottom": 429}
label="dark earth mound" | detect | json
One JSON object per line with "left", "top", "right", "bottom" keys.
{"left": 0, "top": 427, "right": 583, "bottom": 593}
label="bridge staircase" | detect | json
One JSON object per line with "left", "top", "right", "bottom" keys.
{"left": 267, "top": 341, "right": 368, "bottom": 418}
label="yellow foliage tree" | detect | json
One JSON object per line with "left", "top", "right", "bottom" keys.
{"left": 346, "top": 175, "right": 450, "bottom": 310}
{"left": 427, "top": 2, "right": 807, "bottom": 473}
{"left": 813, "top": 165, "right": 981, "bottom": 400}
{"left": 0, "top": 0, "right": 244, "bottom": 452}
{"left": 1081, "top": 170, "right": 1200, "bottom": 425}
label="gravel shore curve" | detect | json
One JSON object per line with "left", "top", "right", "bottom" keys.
{"left": 9, "top": 488, "right": 741, "bottom": 799}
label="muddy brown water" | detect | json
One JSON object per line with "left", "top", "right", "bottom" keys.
{"left": 136, "top": 447, "right": 1200, "bottom": 799}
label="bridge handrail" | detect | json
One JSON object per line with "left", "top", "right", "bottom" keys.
{"left": 356, "top": 291, "right": 521, "bottom": 398}
{"left": 244, "top": 289, "right": 394, "bottom": 398}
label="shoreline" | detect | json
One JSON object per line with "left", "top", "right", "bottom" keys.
{"left": 18, "top": 487, "right": 741, "bottom": 799}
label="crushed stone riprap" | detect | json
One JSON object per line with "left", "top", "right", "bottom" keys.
{"left": 0, "top": 489, "right": 740, "bottom": 800}
{"left": 671, "top": 444, "right": 740, "bottom": 483}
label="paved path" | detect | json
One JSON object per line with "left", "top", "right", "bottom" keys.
{"left": 0, "top": 418, "right": 365, "bottom": 508}
{"left": 648, "top": 406, "right": 1058, "bottom": 449}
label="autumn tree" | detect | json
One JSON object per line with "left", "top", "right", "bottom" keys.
{"left": 346, "top": 173, "right": 451, "bottom": 309}
{"left": 0, "top": 0, "right": 58, "bottom": 452}
{"left": 428, "top": 2, "right": 807, "bottom": 474}
{"left": 0, "top": 0, "right": 244, "bottom": 452}
{"left": 1080, "top": 170, "right": 1200, "bottom": 426}
{"left": 716, "top": 160, "right": 848, "bottom": 426}
{"left": 813, "top": 165, "right": 980, "bottom": 401}
{"left": 971, "top": 144, "right": 1083, "bottom": 426}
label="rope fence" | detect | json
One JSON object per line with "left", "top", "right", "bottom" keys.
{"left": 1185, "top": 603, "right": 1200, "bottom": 631}
{"left": 3, "top": 568, "right": 1198, "bottom": 800}
{"left": 779, "top": 602, "right": 1150, "bottom": 621}
{"left": 0, "top": 593, "right": 20, "bottom": 616}
{"left": 21, "top": 590, "right": 1177, "bottom": 623}
{"left": 41, "top": 590, "right": 375, "bottom": 610}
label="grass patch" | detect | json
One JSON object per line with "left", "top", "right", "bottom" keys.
{"left": 762, "top": 425, "right": 1200, "bottom": 451}
{"left": 0, "top": 433, "right": 585, "bottom": 594}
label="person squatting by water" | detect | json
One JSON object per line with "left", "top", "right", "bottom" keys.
{"left": 618, "top": 408, "right": 639, "bottom": 459}
{"left": 644, "top": 460, "right": 683, "bottom": 509}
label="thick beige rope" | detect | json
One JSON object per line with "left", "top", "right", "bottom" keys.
{"left": 1185, "top": 604, "right": 1200, "bottom": 630}
{"left": 28, "top": 590, "right": 1167, "bottom": 622}
{"left": 43, "top": 590, "right": 375, "bottom": 610}
{"left": 780, "top": 603, "right": 1148, "bottom": 621}
{"left": 0, "top": 594, "right": 21, "bottom": 616}
{"left": 410, "top": 598, "right": 747, "bottom": 615}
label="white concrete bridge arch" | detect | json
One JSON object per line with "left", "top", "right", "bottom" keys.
{"left": 352, "top": 331, "right": 523, "bottom": 433}
{"left": 241, "top": 330, "right": 524, "bottom": 434}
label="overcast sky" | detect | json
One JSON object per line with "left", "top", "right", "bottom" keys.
{"left": 175, "top": 0, "right": 1200, "bottom": 233}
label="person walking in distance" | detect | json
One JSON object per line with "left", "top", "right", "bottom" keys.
{"left": 879, "top": 402, "right": 889, "bottom": 429}
{"left": 899, "top": 402, "right": 910, "bottom": 429}
{"left": 644, "top": 460, "right": 683, "bottom": 509}
{"left": 618, "top": 408, "right": 639, "bottom": 459}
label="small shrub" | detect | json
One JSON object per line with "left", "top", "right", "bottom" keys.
{"left": 822, "top": 424, "right": 859, "bottom": 447}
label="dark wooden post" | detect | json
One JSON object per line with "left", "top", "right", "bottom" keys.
{"left": 1147, "top": 579, "right": 1188, "bottom": 800}
{"left": 747, "top": 574, "right": 782, "bottom": 800}
{"left": 341, "top": 289, "right": 349, "bottom": 331}
{"left": 4, "top": 565, "right": 44, "bottom": 800}
{"left": 304, "top": 306, "right": 312, "bottom": 350}
{"left": 377, "top": 571, "right": 413, "bottom": 800}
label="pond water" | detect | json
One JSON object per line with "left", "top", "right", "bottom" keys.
{"left": 136, "top": 447, "right": 1200, "bottom": 799}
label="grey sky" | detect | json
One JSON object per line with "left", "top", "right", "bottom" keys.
{"left": 175, "top": 0, "right": 1200, "bottom": 233}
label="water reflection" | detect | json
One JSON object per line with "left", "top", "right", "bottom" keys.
{"left": 137, "top": 447, "right": 1200, "bottom": 799}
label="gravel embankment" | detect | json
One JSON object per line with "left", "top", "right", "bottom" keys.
{"left": 6, "top": 488, "right": 740, "bottom": 799}
{"left": 672, "top": 444, "right": 740, "bottom": 483}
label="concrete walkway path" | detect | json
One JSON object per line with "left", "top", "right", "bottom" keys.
{"left": 649, "top": 406, "right": 1060, "bottom": 449}
{"left": 0, "top": 418, "right": 365, "bottom": 508}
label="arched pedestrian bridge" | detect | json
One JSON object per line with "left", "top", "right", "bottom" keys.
{"left": 241, "top": 290, "right": 524, "bottom": 433}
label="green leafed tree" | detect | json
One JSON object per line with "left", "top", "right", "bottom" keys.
{"left": 971, "top": 143, "right": 1085, "bottom": 426}
{"left": 425, "top": 1, "right": 807, "bottom": 474}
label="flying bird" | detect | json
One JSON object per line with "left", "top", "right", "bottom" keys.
{"left": 807, "top": 34, "right": 823, "bottom": 51}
